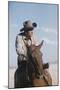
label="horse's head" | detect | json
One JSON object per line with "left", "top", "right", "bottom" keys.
{"left": 31, "top": 40, "right": 44, "bottom": 53}
{"left": 27, "top": 40, "right": 44, "bottom": 62}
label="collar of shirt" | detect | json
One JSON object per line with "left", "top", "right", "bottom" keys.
{"left": 22, "top": 36, "right": 32, "bottom": 46}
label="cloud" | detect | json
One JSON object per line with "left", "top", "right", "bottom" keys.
{"left": 41, "top": 27, "right": 57, "bottom": 35}
{"left": 42, "top": 37, "right": 57, "bottom": 45}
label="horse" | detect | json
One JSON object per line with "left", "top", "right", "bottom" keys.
{"left": 14, "top": 41, "right": 52, "bottom": 88}
{"left": 28, "top": 41, "right": 52, "bottom": 86}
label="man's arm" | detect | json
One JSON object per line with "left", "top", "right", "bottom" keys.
{"left": 15, "top": 35, "right": 28, "bottom": 61}
{"left": 15, "top": 35, "right": 25, "bottom": 55}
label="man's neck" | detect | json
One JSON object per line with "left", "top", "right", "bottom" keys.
{"left": 25, "top": 36, "right": 31, "bottom": 40}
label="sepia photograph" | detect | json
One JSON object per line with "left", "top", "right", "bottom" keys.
{"left": 8, "top": 1, "right": 59, "bottom": 88}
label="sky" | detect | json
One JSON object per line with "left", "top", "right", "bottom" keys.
{"left": 8, "top": 1, "right": 58, "bottom": 67}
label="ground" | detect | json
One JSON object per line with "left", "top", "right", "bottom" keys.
{"left": 9, "top": 63, "right": 58, "bottom": 88}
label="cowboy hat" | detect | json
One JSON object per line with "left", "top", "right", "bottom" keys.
{"left": 20, "top": 20, "right": 37, "bottom": 32}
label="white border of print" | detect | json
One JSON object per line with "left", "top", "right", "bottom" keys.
{"left": 0, "top": 0, "right": 60, "bottom": 90}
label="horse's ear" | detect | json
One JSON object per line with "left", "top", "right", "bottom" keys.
{"left": 38, "top": 40, "right": 44, "bottom": 49}
{"left": 38, "top": 44, "right": 41, "bottom": 49}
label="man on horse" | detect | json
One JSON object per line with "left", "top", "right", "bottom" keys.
{"left": 15, "top": 20, "right": 41, "bottom": 79}
{"left": 15, "top": 20, "right": 51, "bottom": 88}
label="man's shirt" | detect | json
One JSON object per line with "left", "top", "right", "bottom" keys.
{"left": 15, "top": 34, "right": 39, "bottom": 57}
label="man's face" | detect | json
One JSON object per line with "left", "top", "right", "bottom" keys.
{"left": 26, "top": 31, "right": 33, "bottom": 38}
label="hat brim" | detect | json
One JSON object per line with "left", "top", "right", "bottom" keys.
{"left": 19, "top": 32, "right": 25, "bottom": 36}
{"left": 20, "top": 27, "right": 34, "bottom": 32}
